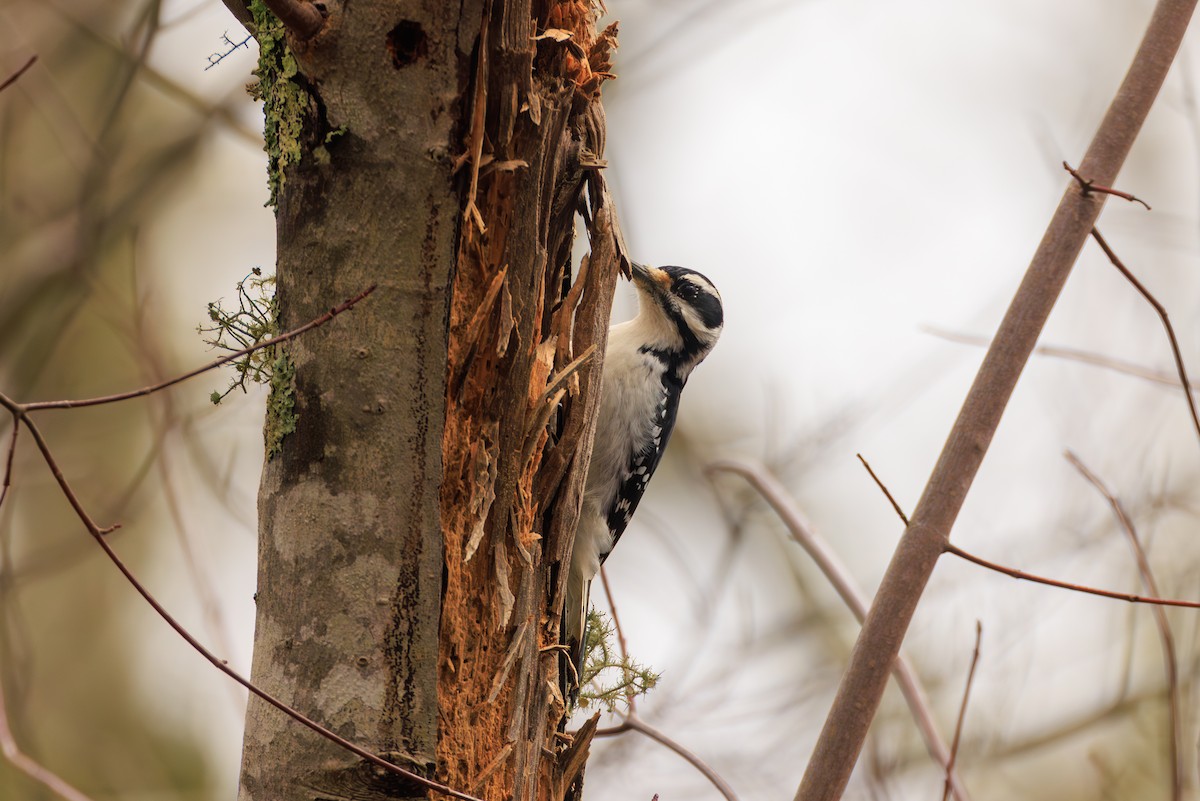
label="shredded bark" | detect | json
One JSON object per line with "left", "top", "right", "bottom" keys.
{"left": 437, "top": 3, "right": 622, "bottom": 799}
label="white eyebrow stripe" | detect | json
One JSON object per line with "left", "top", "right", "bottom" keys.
{"left": 680, "top": 273, "right": 720, "bottom": 299}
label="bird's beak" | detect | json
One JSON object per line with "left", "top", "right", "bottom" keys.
{"left": 630, "top": 262, "right": 672, "bottom": 295}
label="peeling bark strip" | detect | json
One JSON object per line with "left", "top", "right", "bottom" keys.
{"left": 438, "top": 3, "right": 622, "bottom": 800}
{"left": 239, "top": 3, "right": 480, "bottom": 800}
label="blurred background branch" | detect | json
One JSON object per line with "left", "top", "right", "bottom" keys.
{"left": 4, "top": 1, "right": 1200, "bottom": 800}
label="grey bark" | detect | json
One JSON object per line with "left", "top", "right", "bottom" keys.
{"left": 237, "top": 3, "right": 480, "bottom": 799}
{"left": 796, "top": 1, "right": 1198, "bottom": 799}
{"left": 236, "top": 1, "right": 621, "bottom": 799}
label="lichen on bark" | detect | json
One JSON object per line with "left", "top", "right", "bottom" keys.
{"left": 264, "top": 350, "right": 296, "bottom": 458}
{"left": 247, "top": 0, "right": 307, "bottom": 207}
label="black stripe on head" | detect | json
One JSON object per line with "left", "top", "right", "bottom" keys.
{"left": 662, "top": 266, "right": 724, "bottom": 331}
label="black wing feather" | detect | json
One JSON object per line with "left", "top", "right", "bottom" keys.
{"left": 601, "top": 367, "right": 684, "bottom": 559}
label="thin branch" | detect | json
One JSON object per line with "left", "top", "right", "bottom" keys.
{"left": 260, "top": 0, "right": 325, "bottom": 40}
{"left": 208, "top": 31, "right": 255, "bottom": 69}
{"left": 595, "top": 717, "right": 740, "bottom": 801}
{"left": 7, "top": 412, "right": 485, "bottom": 801}
{"left": 0, "top": 671, "right": 95, "bottom": 801}
{"left": 796, "top": 4, "right": 1199, "bottom": 797}
{"left": 856, "top": 454, "right": 909, "bottom": 526}
{"left": 21, "top": 285, "right": 375, "bottom": 412}
{"left": 0, "top": 55, "right": 37, "bottom": 94}
{"left": 1062, "top": 161, "right": 1152, "bottom": 209}
{"left": 706, "top": 458, "right": 972, "bottom": 801}
{"left": 941, "top": 622, "right": 982, "bottom": 801}
{"left": 597, "top": 565, "right": 635, "bottom": 712}
{"left": 0, "top": 285, "right": 483, "bottom": 801}
{"left": 1065, "top": 451, "right": 1182, "bottom": 801}
{"left": 592, "top": 567, "right": 739, "bottom": 800}
{"left": 854, "top": 453, "right": 1200, "bottom": 610}
{"left": 12, "top": 412, "right": 119, "bottom": 534}
{"left": 0, "top": 423, "right": 17, "bottom": 511}
{"left": 156, "top": 429, "right": 244, "bottom": 708}
{"left": 944, "top": 543, "right": 1200, "bottom": 609}
{"left": 923, "top": 326, "right": 1187, "bottom": 391}
{"left": 1088, "top": 227, "right": 1200, "bottom": 446}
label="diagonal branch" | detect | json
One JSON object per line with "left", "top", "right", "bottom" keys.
{"left": 0, "top": 668, "right": 95, "bottom": 801}
{"left": 796, "top": 3, "right": 1199, "bottom": 798}
{"left": 597, "top": 715, "right": 740, "bottom": 801}
{"left": 855, "top": 453, "right": 1200, "bottom": 610}
{"left": 1088, "top": 227, "right": 1200, "bottom": 446}
{"left": 0, "top": 55, "right": 36, "bottom": 94}
{"left": 944, "top": 544, "right": 1200, "bottom": 609}
{"left": 0, "top": 423, "right": 17, "bottom": 511}
{"left": 591, "top": 569, "right": 740, "bottom": 801}
{"left": 708, "top": 458, "right": 972, "bottom": 801}
{"left": 923, "top": 327, "right": 1189, "bottom": 391}
{"left": 1066, "top": 451, "right": 1182, "bottom": 801}
{"left": 941, "top": 622, "right": 982, "bottom": 801}
{"left": 0, "top": 285, "right": 486, "bottom": 801}
{"left": 21, "top": 285, "right": 375, "bottom": 412}
{"left": 2, "top": 403, "right": 484, "bottom": 801}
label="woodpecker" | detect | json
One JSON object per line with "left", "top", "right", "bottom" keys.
{"left": 564, "top": 262, "right": 724, "bottom": 693}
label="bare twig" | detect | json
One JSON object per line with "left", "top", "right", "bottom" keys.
{"left": 797, "top": 4, "right": 1199, "bottom": 798}
{"left": 1065, "top": 451, "right": 1182, "bottom": 800}
{"left": 23, "top": 285, "right": 375, "bottom": 412}
{"left": 923, "top": 327, "right": 1188, "bottom": 391}
{"left": 853, "top": 453, "right": 1200, "bottom": 610}
{"left": 597, "top": 565, "right": 635, "bottom": 711}
{"left": 260, "top": 0, "right": 325, "bottom": 40}
{"left": 0, "top": 286, "right": 484, "bottom": 801}
{"left": 0, "top": 55, "right": 37, "bottom": 94}
{"left": 206, "top": 31, "right": 254, "bottom": 70}
{"left": 10, "top": 414, "right": 484, "bottom": 801}
{"left": 0, "top": 671, "right": 95, "bottom": 801}
{"left": 944, "top": 543, "right": 1200, "bottom": 609}
{"left": 941, "top": 622, "right": 982, "bottom": 801}
{"left": 156, "top": 434, "right": 244, "bottom": 708}
{"left": 591, "top": 565, "right": 739, "bottom": 800}
{"left": 855, "top": 454, "right": 909, "bottom": 526}
{"left": 0, "top": 423, "right": 17, "bottom": 511}
{"left": 596, "top": 716, "right": 740, "bottom": 801}
{"left": 1088, "top": 227, "right": 1200, "bottom": 446}
{"left": 1062, "top": 161, "right": 1152, "bottom": 209}
{"left": 707, "top": 458, "right": 972, "bottom": 801}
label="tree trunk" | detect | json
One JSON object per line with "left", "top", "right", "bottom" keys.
{"left": 237, "top": 1, "right": 621, "bottom": 800}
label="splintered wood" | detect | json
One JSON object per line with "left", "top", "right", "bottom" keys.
{"left": 437, "top": 2, "right": 623, "bottom": 800}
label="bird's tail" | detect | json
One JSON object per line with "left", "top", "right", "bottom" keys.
{"left": 561, "top": 572, "right": 591, "bottom": 704}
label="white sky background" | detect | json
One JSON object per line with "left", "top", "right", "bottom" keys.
{"left": 82, "top": 0, "right": 1200, "bottom": 798}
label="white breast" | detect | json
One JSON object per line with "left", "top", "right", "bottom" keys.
{"left": 570, "top": 317, "right": 668, "bottom": 587}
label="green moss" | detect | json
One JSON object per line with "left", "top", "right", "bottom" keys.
{"left": 249, "top": 0, "right": 307, "bottom": 207}
{"left": 577, "top": 609, "right": 660, "bottom": 712}
{"left": 265, "top": 351, "right": 298, "bottom": 459}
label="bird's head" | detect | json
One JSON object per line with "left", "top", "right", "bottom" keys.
{"left": 629, "top": 262, "right": 724, "bottom": 374}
